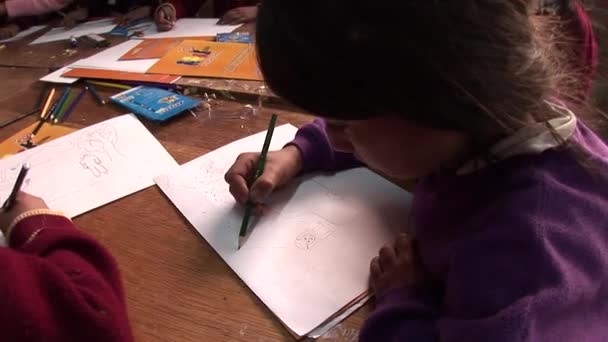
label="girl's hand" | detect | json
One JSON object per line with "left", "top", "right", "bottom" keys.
{"left": 370, "top": 234, "right": 426, "bottom": 295}
{"left": 0, "top": 24, "right": 19, "bottom": 40}
{"left": 154, "top": 4, "right": 176, "bottom": 32}
{"left": 61, "top": 8, "right": 89, "bottom": 28}
{"left": 115, "top": 6, "right": 152, "bottom": 24}
{"left": 0, "top": 192, "right": 48, "bottom": 235}
{"left": 224, "top": 145, "right": 303, "bottom": 206}
{"left": 218, "top": 6, "right": 258, "bottom": 25}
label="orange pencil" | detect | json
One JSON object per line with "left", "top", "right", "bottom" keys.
{"left": 39, "top": 88, "right": 56, "bottom": 119}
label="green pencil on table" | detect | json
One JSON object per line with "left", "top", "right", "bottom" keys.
{"left": 238, "top": 114, "right": 278, "bottom": 250}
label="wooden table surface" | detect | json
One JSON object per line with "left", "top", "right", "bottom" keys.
{"left": 0, "top": 65, "right": 368, "bottom": 341}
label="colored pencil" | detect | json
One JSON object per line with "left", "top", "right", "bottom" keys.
{"left": 86, "top": 82, "right": 106, "bottom": 105}
{"left": 60, "top": 87, "right": 87, "bottom": 122}
{"left": 2, "top": 163, "right": 30, "bottom": 210}
{"left": 238, "top": 114, "right": 278, "bottom": 250}
{"left": 39, "top": 87, "right": 56, "bottom": 119}
{"left": 53, "top": 87, "right": 72, "bottom": 124}
{"left": 87, "top": 80, "right": 132, "bottom": 91}
{"left": 51, "top": 87, "right": 72, "bottom": 123}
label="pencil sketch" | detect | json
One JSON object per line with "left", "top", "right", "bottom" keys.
{"left": 288, "top": 214, "right": 337, "bottom": 251}
{"left": 165, "top": 157, "right": 228, "bottom": 191}
{"left": 202, "top": 179, "right": 234, "bottom": 207}
{"left": 74, "top": 124, "right": 124, "bottom": 178}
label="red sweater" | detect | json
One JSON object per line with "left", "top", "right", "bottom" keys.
{"left": 1, "top": 214, "right": 133, "bottom": 342}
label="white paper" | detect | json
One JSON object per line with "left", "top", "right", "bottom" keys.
{"left": 0, "top": 114, "right": 178, "bottom": 218}
{"left": 30, "top": 18, "right": 117, "bottom": 45}
{"left": 309, "top": 295, "right": 370, "bottom": 338}
{"left": 0, "top": 25, "right": 47, "bottom": 43}
{"left": 69, "top": 40, "right": 158, "bottom": 73}
{"left": 154, "top": 124, "right": 412, "bottom": 337}
{"left": 40, "top": 67, "right": 79, "bottom": 84}
{"left": 136, "top": 18, "right": 241, "bottom": 39}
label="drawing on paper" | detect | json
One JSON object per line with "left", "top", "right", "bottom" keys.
{"left": 290, "top": 214, "right": 337, "bottom": 251}
{"left": 166, "top": 158, "right": 229, "bottom": 192}
{"left": 74, "top": 124, "right": 124, "bottom": 178}
{"left": 202, "top": 179, "right": 234, "bottom": 207}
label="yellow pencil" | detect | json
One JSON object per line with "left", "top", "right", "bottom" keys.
{"left": 87, "top": 81, "right": 132, "bottom": 91}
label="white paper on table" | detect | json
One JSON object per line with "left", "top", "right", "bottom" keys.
{"left": 135, "top": 18, "right": 241, "bottom": 39}
{"left": 30, "top": 18, "right": 117, "bottom": 45}
{"left": 69, "top": 40, "right": 158, "bottom": 73}
{"left": 0, "top": 25, "right": 47, "bottom": 43}
{"left": 308, "top": 295, "right": 370, "bottom": 338}
{"left": 40, "top": 66, "right": 79, "bottom": 84}
{"left": 0, "top": 114, "right": 178, "bottom": 218}
{"left": 154, "top": 124, "right": 412, "bottom": 337}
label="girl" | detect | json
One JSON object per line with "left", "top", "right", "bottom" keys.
{"left": 225, "top": 0, "right": 608, "bottom": 340}
{"left": 0, "top": 192, "right": 133, "bottom": 341}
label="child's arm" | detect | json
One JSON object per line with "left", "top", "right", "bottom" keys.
{"left": 0, "top": 193, "right": 133, "bottom": 341}
{"left": 154, "top": 0, "right": 200, "bottom": 31}
{"left": 288, "top": 118, "right": 363, "bottom": 173}
{"left": 2, "top": 0, "right": 72, "bottom": 18}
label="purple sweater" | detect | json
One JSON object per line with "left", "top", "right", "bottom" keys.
{"left": 290, "top": 119, "right": 608, "bottom": 341}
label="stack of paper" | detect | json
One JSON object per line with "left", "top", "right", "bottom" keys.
{"left": 30, "top": 18, "right": 117, "bottom": 45}
{"left": 0, "top": 25, "right": 47, "bottom": 43}
{"left": 154, "top": 125, "right": 412, "bottom": 338}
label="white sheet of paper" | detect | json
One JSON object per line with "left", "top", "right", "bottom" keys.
{"left": 0, "top": 25, "right": 47, "bottom": 43}
{"left": 40, "top": 67, "right": 79, "bottom": 84}
{"left": 0, "top": 114, "right": 178, "bottom": 218}
{"left": 136, "top": 18, "right": 241, "bottom": 39}
{"left": 154, "top": 124, "right": 412, "bottom": 337}
{"left": 69, "top": 40, "right": 158, "bottom": 73}
{"left": 30, "top": 18, "right": 117, "bottom": 45}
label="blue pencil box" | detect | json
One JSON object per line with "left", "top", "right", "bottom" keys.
{"left": 110, "top": 86, "right": 201, "bottom": 122}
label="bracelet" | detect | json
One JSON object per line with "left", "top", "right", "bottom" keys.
{"left": 5, "top": 209, "right": 67, "bottom": 244}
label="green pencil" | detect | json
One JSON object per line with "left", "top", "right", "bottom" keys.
{"left": 54, "top": 88, "right": 74, "bottom": 123}
{"left": 87, "top": 80, "right": 132, "bottom": 91}
{"left": 238, "top": 114, "right": 278, "bottom": 250}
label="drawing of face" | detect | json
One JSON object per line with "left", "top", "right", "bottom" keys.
{"left": 295, "top": 231, "right": 317, "bottom": 250}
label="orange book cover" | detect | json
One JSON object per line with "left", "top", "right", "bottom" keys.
{"left": 146, "top": 40, "right": 263, "bottom": 81}
{"left": 119, "top": 37, "right": 214, "bottom": 60}
{"left": 62, "top": 68, "right": 181, "bottom": 84}
{"left": 0, "top": 123, "right": 76, "bottom": 158}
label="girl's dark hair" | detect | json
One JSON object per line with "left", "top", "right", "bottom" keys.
{"left": 256, "top": 0, "right": 600, "bottom": 139}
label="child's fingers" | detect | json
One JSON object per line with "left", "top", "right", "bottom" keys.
{"left": 249, "top": 170, "right": 280, "bottom": 203}
{"left": 370, "top": 256, "right": 382, "bottom": 277}
{"left": 163, "top": 7, "right": 176, "bottom": 23}
{"left": 378, "top": 244, "right": 397, "bottom": 268}
{"left": 219, "top": 10, "right": 239, "bottom": 25}
{"left": 394, "top": 233, "right": 412, "bottom": 257}
{"left": 227, "top": 175, "right": 249, "bottom": 205}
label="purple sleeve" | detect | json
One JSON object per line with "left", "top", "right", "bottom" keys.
{"left": 360, "top": 210, "right": 606, "bottom": 340}
{"left": 288, "top": 118, "right": 362, "bottom": 173}
{"left": 360, "top": 287, "right": 439, "bottom": 342}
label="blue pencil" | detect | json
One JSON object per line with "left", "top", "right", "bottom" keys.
{"left": 61, "top": 87, "right": 87, "bottom": 122}
{"left": 85, "top": 82, "right": 106, "bottom": 105}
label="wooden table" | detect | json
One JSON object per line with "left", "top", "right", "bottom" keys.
{"left": 0, "top": 67, "right": 368, "bottom": 341}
